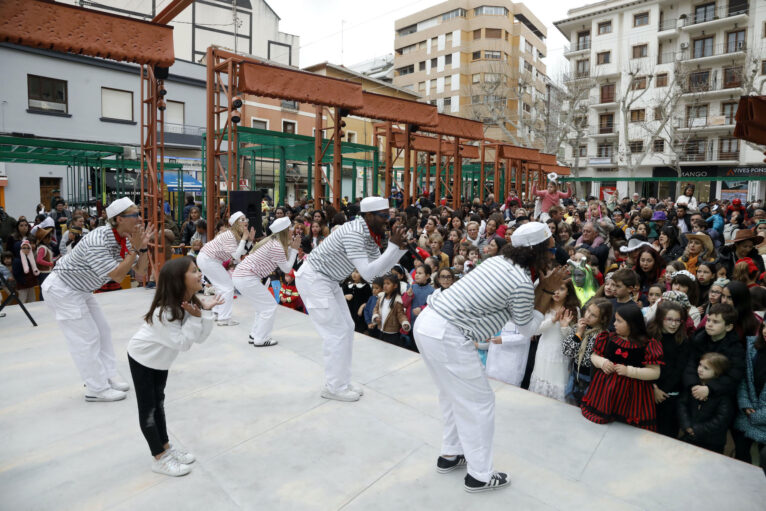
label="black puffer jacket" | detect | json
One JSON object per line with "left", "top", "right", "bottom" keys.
{"left": 683, "top": 330, "right": 745, "bottom": 398}
{"left": 678, "top": 383, "right": 734, "bottom": 452}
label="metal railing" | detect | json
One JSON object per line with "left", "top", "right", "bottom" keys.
{"left": 590, "top": 124, "right": 616, "bottom": 135}
{"left": 679, "top": 140, "right": 739, "bottom": 161}
{"left": 163, "top": 123, "right": 205, "bottom": 135}
{"left": 682, "top": 5, "right": 749, "bottom": 26}
{"left": 676, "top": 116, "right": 736, "bottom": 128}
{"left": 680, "top": 41, "right": 747, "bottom": 60}
{"left": 564, "top": 40, "right": 591, "bottom": 53}
{"left": 658, "top": 18, "right": 678, "bottom": 31}
{"left": 682, "top": 77, "right": 743, "bottom": 94}
{"left": 587, "top": 154, "right": 616, "bottom": 165}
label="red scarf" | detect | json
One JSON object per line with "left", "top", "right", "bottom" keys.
{"left": 112, "top": 228, "right": 129, "bottom": 258}
{"left": 366, "top": 219, "right": 382, "bottom": 247}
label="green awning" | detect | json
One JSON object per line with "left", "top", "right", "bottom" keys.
{"left": 0, "top": 135, "right": 123, "bottom": 165}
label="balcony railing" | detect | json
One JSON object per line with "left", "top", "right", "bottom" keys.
{"left": 565, "top": 41, "right": 591, "bottom": 54}
{"left": 658, "top": 18, "right": 678, "bottom": 32}
{"left": 591, "top": 124, "right": 616, "bottom": 135}
{"left": 679, "top": 141, "right": 739, "bottom": 161}
{"left": 657, "top": 51, "right": 677, "bottom": 64}
{"left": 588, "top": 154, "right": 616, "bottom": 165}
{"left": 682, "top": 77, "right": 743, "bottom": 94}
{"left": 680, "top": 41, "right": 747, "bottom": 61}
{"left": 677, "top": 116, "right": 736, "bottom": 129}
{"left": 682, "top": 5, "right": 749, "bottom": 27}
{"left": 164, "top": 123, "right": 205, "bottom": 135}
{"left": 597, "top": 94, "right": 616, "bottom": 104}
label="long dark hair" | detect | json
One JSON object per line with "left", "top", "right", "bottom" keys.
{"left": 647, "top": 301, "right": 688, "bottom": 345}
{"left": 633, "top": 246, "right": 663, "bottom": 288}
{"left": 725, "top": 280, "right": 758, "bottom": 336}
{"left": 615, "top": 303, "right": 650, "bottom": 345}
{"left": 144, "top": 256, "right": 201, "bottom": 324}
{"left": 672, "top": 273, "right": 700, "bottom": 306}
{"left": 549, "top": 279, "right": 580, "bottom": 319}
{"left": 502, "top": 238, "right": 551, "bottom": 275}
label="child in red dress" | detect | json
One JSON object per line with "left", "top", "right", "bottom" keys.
{"left": 581, "top": 302, "right": 664, "bottom": 431}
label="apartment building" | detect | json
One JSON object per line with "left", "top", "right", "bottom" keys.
{"left": 392, "top": 1, "right": 548, "bottom": 146}
{"left": 555, "top": 0, "right": 766, "bottom": 202}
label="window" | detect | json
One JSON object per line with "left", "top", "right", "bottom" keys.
{"left": 444, "top": 97, "right": 452, "bottom": 107}
{"left": 634, "top": 12, "right": 649, "bottom": 27}
{"left": 442, "top": 8, "right": 466, "bottom": 21}
{"left": 597, "top": 143, "right": 614, "bottom": 157}
{"left": 656, "top": 73, "right": 668, "bottom": 87}
{"left": 419, "top": 61, "right": 426, "bottom": 71}
{"left": 576, "top": 30, "right": 591, "bottom": 51}
{"left": 346, "top": 132, "right": 357, "bottom": 144}
{"left": 485, "top": 51, "right": 502, "bottom": 60}
{"left": 629, "top": 141, "right": 643, "bottom": 153}
{"left": 473, "top": 29, "right": 482, "bottom": 40}
{"left": 763, "top": 60, "right": 766, "bottom": 74}
{"left": 524, "top": 60, "right": 534, "bottom": 72}
{"left": 578, "top": 145, "right": 587, "bottom": 157}
{"left": 631, "top": 76, "right": 647, "bottom": 90}
{"left": 693, "top": 37, "right": 714, "bottom": 58}
{"left": 282, "top": 120, "right": 296, "bottom": 134}
{"left": 445, "top": 54, "right": 452, "bottom": 66}
{"left": 525, "top": 41, "right": 533, "bottom": 53}
{"left": 397, "top": 65, "right": 414, "bottom": 76}
{"left": 724, "top": 67, "right": 743, "bottom": 88}
{"left": 445, "top": 33, "right": 452, "bottom": 45}
{"left": 630, "top": 109, "right": 645, "bottom": 122}
{"left": 599, "top": 113, "right": 614, "bottom": 133}
{"left": 471, "top": 95, "right": 483, "bottom": 105}
{"left": 431, "top": 58, "right": 437, "bottom": 67}
{"left": 576, "top": 59, "right": 589, "bottom": 77}
{"left": 472, "top": 73, "right": 481, "bottom": 84}
{"left": 475, "top": 6, "right": 508, "bottom": 16}
{"left": 632, "top": 44, "right": 648, "bottom": 59}
{"left": 486, "top": 28, "right": 502, "bottom": 39}
{"left": 444, "top": 76, "right": 452, "bottom": 88}
{"left": 653, "top": 139, "right": 665, "bottom": 153}
{"left": 689, "top": 70, "right": 711, "bottom": 92}
{"left": 600, "top": 83, "right": 615, "bottom": 103}
{"left": 418, "top": 81, "right": 426, "bottom": 92}
{"left": 727, "top": 30, "right": 746, "bottom": 53}
{"left": 101, "top": 87, "right": 132, "bottom": 121}
{"left": 398, "top": 24, "right": 416, "bottom": 36}
{"left": 654, "top": 107, "right": 665, "bottom": 121}
{"left": 598, "top": 21, "right": 612, "bottom": 34}
{"left": 523, "top": 103, "right": 532, "bottom": 113}
{"left": 397, "top": 43, "right": 416, "bottom": 55}
{"left": 597, "top": 51, "right": 611, "bottom": 65}
{"left": 165, "top": 100, "right": 184, "bottom": 125}
{"left": 719, "top": 137, "right": 739, "bottom": 158}
{"left": 484, "top": 73, "right": 502, "bottom": 83}
{"left": 722, "top": 102, "right": 738, "bottom": 124}
{"left": 687, "top": 104, "right": 709, "bottom": 126}
{"left": 694, "top": 3, "right": 715, "bottom": 24}
{"left": 27, "top": 74, "right": 68, "bottom": 113}
{"left": 281, "top": 100, "right": 298, "bottom": 110}
{"left": 472, "top": 51, "right": 482, "bottom": 60}
{"left": 251, "top": 118, "right": 267, "bottom": 130}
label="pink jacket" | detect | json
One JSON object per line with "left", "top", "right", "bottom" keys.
{"left": 532, "top": 184, "right": 571, "bottom": 213}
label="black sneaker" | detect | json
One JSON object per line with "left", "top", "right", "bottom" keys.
{"left": 464, "top": 472, "right": 510, "bottom": 493}
{"left": 436, "top": 455, "right": 466, "bottom": 473}
{"left": 248, "top": 335, "right": 254, "bottom": 345}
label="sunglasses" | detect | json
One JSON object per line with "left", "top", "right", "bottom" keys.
{"left": 374, "top": 212, "right": 390, "bottom": 220}
{"left": 120, "top": 213, "right": 141, "bottom": 218}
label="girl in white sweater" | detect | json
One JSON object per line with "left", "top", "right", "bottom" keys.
{"left": 127, "top": 256, "right": 222, "bottom": 477}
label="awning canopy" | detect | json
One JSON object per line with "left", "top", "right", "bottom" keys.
{"left": 350, "top": 92, "right": 438, "bottom": 127}
{"left": 422, "top": 114, "right": 484, "bottom": 140}
{"left": 163, "top": 172, "right": 203, "bottom": 191}
{"left": 0, "top": 135, "right": 123, "bottom": 165}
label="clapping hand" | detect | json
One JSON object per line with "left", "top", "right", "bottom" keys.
{"left": 242, "top": 227, "right": 256, "bottom": 242}
{"left": 539, "top": 266, "right": 570, "bottom": 294}
{"left": 388, "top": 224, "right": 409, "bottom": 249}
{"left": 129, "top": 223, "right": 156, "bottom": 251}
{"left": 202, "top": 294, "right": 225, "bottom": 310}
{"left": 290, "top": 234, "right": 302, "bottom": 250}
{"left": 181, "top": 301, "right": 202, "bottom": 317}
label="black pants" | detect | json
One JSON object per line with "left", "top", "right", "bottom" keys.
{"left": 128, "top": 354, "right": 169, "bottom": 456}
{"left": 732, "top": 428, "right": 766, "bottom": 477}
{"left": 655, "top": 395, "right": 680, "bottom": 438}
{"left": 379, "top": 331, "right": 403, "bottom": 347}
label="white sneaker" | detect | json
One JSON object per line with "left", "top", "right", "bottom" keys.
{"left": 108, "top": 378, "right": 130, "bottom": 392}
{"left": 320, "top": 386, "right": 360, "bottom": 402}
{"left": 216, "top": 319, "right": 239, "bottom": 326}
{"left": 84, "top": 388, "right": 127, "bottom": 402}
{"left": 348, "top": 383, "right": 365, "bottom": 396}
{"left": 168, "top": 445, "right": 195, "bottom": 464}
{"left": 152, "top": 451, "right": 191, "bottom": 477}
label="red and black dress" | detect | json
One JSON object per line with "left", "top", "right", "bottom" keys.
{"left": 581, "top": 332, "right": 664, "bottom": 431}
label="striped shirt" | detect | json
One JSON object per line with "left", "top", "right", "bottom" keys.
{"left": 200, "top": 230, "right": 238, "bottom": 262}
{"left": 428, "top": 256, "right": 536, "bottom": 342}
{"left": 232, "top": 238, "right": 289, "bottom": 279}
{"left": 306, "top": 218, "right": 381, "bottom": 282}
{"left": 52, "top": 226, "right": 133, "bottom": 292}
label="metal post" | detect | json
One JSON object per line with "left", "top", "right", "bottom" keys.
{"left": 351, "top": 161, "right": 357, "bottom": 201}
{"left": 384, "top": 122, "right": 392, "bottom": 199}
{"left": 279, "top": 146, "right": 286, "bottom": 206}
{"left": 332, "top": 107, "right": 342, "bottom": 210}
{"left": 403, "top": 124, "right": 411, "bottom": 206}
{"left": 435, "top": 136, "right": 441, "bottom": 202}
{"left": 313, "top": 105, "right": 322, "bottom": 210}
{"left": 372, "top": 149, "right": 379, "bottom": 196}
{"left": 307, "top": 156, "right": 313, "bottom": 201}
{"left": 479, "top": 142, "right": 485, "bottom": 202}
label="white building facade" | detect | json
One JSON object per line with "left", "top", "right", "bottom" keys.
{"left": 555, "top": 0, "right": 765, "bottom": 203}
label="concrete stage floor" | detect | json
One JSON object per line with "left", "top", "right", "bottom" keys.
{"left": 0, "top": 288, "right": 764, "bottom": 510}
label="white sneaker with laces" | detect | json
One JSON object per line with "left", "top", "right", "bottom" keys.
{"left": 84, "top": 388, "right": 127, "bottom": 402}
{"left": 108, "top": 378, "right": 130, "bottom": 392}
{"left": 152, "top": 451, "right": 191, "bottom": 477}
{"left": 216, "top": 319, "right": 239, "bottom": 326}
{"left": 168, "top": 445, "right": 195, "bottom": 464}
{"left": 320, "top": 386, "right": 360, "bottom": 402}
{"left": 348, "top": 383, "right": 365, "bottom": 396}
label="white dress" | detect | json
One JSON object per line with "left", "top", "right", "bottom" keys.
{"left": 528, "top": 309, "right": 574, "bottom": 402}
{"left": 485, "top": 320, "right": 531, "bottom": 386}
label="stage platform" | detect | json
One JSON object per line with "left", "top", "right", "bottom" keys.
{"left": 0, "top": 288, "right": 763, "bottom": 510}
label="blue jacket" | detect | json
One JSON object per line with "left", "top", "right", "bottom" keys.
{"left": 735, "top": 336, "right": 766, "bottom": 443}
{"left": 706, "top": 212, "right": 724, "bottom": 234}
{"left": 363, "top": 295, "right": 378, "bottom": 325}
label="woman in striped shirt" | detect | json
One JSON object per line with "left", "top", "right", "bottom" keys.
{"left": 232, "top": 217, "right": 300, "bottom": 346}
{"left": 196, "top": 211, "right": 254, "bottom": 326}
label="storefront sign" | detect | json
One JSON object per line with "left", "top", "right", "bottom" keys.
{"left": 724, "top": 166, "right": 766, "bottom": 177}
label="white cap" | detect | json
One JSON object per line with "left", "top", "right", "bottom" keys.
{"left": 510, "top": 222, "right": 551, "bottom": 247}
{"left": 360, "top": 196, "right": 388, "bottom": 213}
{"left": 619, "top": 238, "right": 653, "bottom": 254}
{"left": 30, "top": 216, "right": 55, "bottom": 236}
{"left": 269, "top": 217, "right": 291, "bottom": 234}
{"left": 228, "top": 211, "right": 245, "bottom": 226}
{"left": 106, "top": 197, "right": 136, "bottom": 219}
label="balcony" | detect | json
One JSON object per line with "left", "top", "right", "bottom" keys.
{"left": 564, "top": 41, "right": 591, "bottom": 56}
{"left": 657, "top": 51, "right": 678, "bottom": 65}
{"left": 588, "top": 155, "right": 616, "bottom": 166}
{"left": 564, "top": 71, "right": 591, "bottom": 82}
{"left": 679, "top": 42, "right": 747, "bottom": 64}
{"left": 590, "top": 124, "right": 617, "bottom": 137}
{"left": 681, "top": 78, "right": 744, "bottom": 96}
{"left": 675, "top": 116, "right": 736, "bottom": 131}
{"left": 592, "top": 94, "right": 617, "bottom": 109}
{"left": 680, "top": 5, "right": 749, "bottom": 31}
{"left": 678, "top": 139, "right": 740, "bottom": 164}
{"left": 658, "top": 18, "right": 679, "bottom": 35}
{"left": 163, "top": 123, "right": 205, "bottom": 147}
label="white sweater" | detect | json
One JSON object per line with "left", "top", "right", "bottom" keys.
{"left": 127, "top": 309, "right": 214, "bottom": 370}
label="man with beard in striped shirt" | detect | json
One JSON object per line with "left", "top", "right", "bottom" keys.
{"left": 296, "top": 196, "right": 408, "bottom": 402}
{"left": 414, "top": 222, "right": 570, "bottom": 493}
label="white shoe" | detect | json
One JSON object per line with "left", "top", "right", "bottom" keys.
{"left": 348, "top": 383, "right": 364, "bottom": 396}
{"left": 84, "top": 388, "right": 127, "bottom": 402}
{"left": 108, "top": 378, "right": 130, "bottom": 392}
{"left": 168, "top": 445, "right": 195, "bottom": 464}
{"left": 320, "top": 386, "right": 360, "bottom": 402}
{"left": 216, "top": 319, "right": 239, "bottom": 326}
{"left": 152, "top": 451, "right": 191, "bottom": 477}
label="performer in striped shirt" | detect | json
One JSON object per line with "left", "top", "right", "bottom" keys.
{"left": 42, "top": 197, "right": 154, "bottom": 402}
{"left": 295, "top": 196, "right": 408, "bottom": 402}
{"left": 413, "top": 222, "right": 570, "bottom": 493}
{"left": 232, "top": 217, "right": 300, "bottom": 347}
{"left": 196, "top": 211, "right": 254, "bottom": 326}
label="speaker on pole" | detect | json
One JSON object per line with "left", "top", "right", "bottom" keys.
{"left": 230, "top": 190, "right": 263, "bottom": 238}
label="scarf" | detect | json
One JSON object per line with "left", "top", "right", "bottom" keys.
{"left": 112, "top": 228, "right": 129, "bottom": 258}
{"left": 366, "top": 219, "right": 382, "bottom": 247}
{"left": 20, "top": 242, "right": 40, "bottom": 276}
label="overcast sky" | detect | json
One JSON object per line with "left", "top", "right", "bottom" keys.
{"left": 268, "top": 0, "right": 578, "bottom": 81}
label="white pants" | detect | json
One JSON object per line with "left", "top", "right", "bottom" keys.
{"left": 413, "top": 307, "right": 495, "bottom": 483}
{"left": 41, "top": 273, "right": 117, "bottom": 393}
{"left": 295, "top": 262, "right": 355, "bottom": 393}
{"left": 232, "top": 275, "right": 277, "bottom": 344}
{"left": 197, "top": 252, "right": 234, "bottom": 321}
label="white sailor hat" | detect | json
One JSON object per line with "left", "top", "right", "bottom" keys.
{"left": 228, "top": 211, "right": 246, "bottom": 225}
{"left": 106, "top": 197, "right": 137, "bottom": 219}
{"left": 360, "top": 196, "right": 389, "bottom": 213}
{"left": 269, "top": 217, "right": 291, "bottom": 234}
{"left": 510, "top": 222, "right": 552, "bottom": 247}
